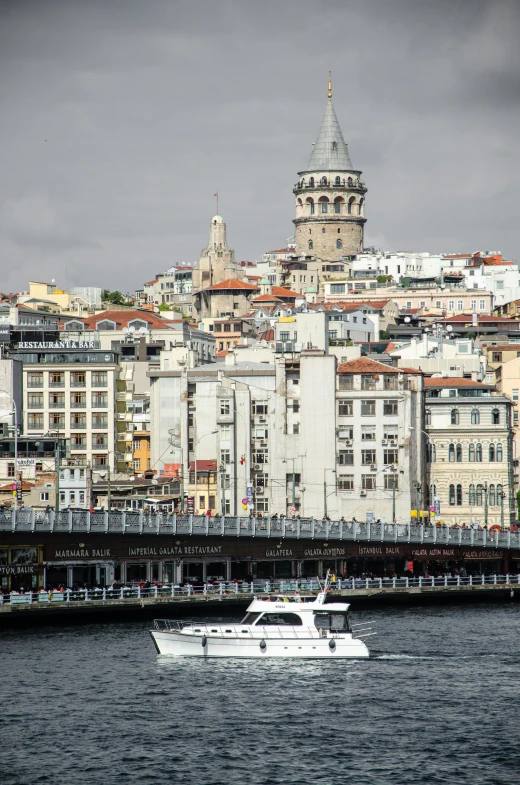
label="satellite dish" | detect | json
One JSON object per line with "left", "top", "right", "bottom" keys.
{"left": 404, "top": 316, "right": 411, "bottom": 323}
{"left": 122, "top": 327, "right": 129, "bottom": 334}
{"left": 446, "top": 325, "right": 453, "bottom": 332}
{"left": 151, "top": 478, "right": 158, "bottom": 485}
{"left": 139, "top": 327, "right": 147, "bottom": 335}
{"left": 128, "top": 326, "right": 135, "bottom": 334}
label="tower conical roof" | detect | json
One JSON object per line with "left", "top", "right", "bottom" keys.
{"left": 302, "top": 99, "right": 354, "bottom": 173}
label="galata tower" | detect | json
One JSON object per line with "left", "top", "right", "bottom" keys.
{"left": 293, "top": 74, "right": 367, "bottom": 260}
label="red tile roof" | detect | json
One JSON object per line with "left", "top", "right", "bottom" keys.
{"left": 384, "top": 342, "right": 397, "bottom": 353}
{"left": 337, "top": 357, "right": 421, "bottom": 375}
{"left": 271, "top": 286, "right": 300, "bottom": 299}
{"left": 329, "top": 299, "right": 392, "bottom": 310}
{"left": 251, "top": 294, "right": 284, "bottom": 303}
{"left": 266, "top": 248, "right": 293, "bottom": 254}
{"left": 204, "top": 279, "right": 259, "bottom": 292}
{"left": 144, "top": 279, "right": 158, "bottom": 285}
{"left": 80, "top": 309, "right": 179, "bottom": 330}
{"left": 259, "top": 329, "right": 275, "bottom": 341}
{"left": 188, "top": 460, "right": 217, "bottom": 471}
{"left": 424, "top": 377, "right": 492, "bottom": 388}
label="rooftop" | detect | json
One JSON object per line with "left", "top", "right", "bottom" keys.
{"left": 337, "top": 357, "right": 421, "bottom": 375}
{"left": 204, "top": 279, "right": 259, "bottom": 292}
{"left": 424, "top": 377, "right": 493, "bottom": 389}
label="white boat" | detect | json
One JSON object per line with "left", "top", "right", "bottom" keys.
{"left": 150, "top": 589, "right": 373, "bottom": 659}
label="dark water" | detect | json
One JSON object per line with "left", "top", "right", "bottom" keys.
{"left": 1, "top": 603, "right": 519, "bottom": 785}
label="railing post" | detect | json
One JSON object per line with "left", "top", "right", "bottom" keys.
{"left": 205, "top": 515, "right": 209, "bottom": 536}
{"left": 11, "top": 509, "right": 16, "bottom": 532}
{"left": 432, "top": 525, "right": 437, "bottom": 544}
{"left": 469, "top": 575, "right": 473, "bottom": 586}
{"left": 392, "top": 577, "right": 396, "bottom": 589}
{"left": 86, "top": 511, "right": 91, "bottom": 532}
{"left": 85, "top": 588, "right": 89, "bottom": 601}
{"left": 458, "top": 528, "right": 462, "bottom": 546}
{"left": 154, "top": 585, "right": 158, "bottom": 598}
{"left": 367, "top": 521, "right": 370, "bottom": 541}
{"left": 311, "top": 518, "right": 315, "bottom": 539}
{"left": 393, "top": 522, "right": 397, "bottom": 542}
{"left": 137, "top": 585, "right": 141, "bottom": 599}
{"left": 139, "top": 513, "right": 144, "bottom": 535}
{"left": 431, "top": 576, "right": 434, "bottom": 587}
{"left": 103, "top": 588, "right": 106, "bottom": 600}
{"left": 173, "top": 513, "right": 177, "bottom": 534}
{"left": 420, "top": 524, "right": 424, "bottom": 544}
{"left": 405, "top": 577, "right": 409, "bottom": 588}
{"left": 234, "top": 582, "right": 238, "bottom": 595}
{"left": 419, "top": 576, "right": 422, "bottom": 588}
{"left": 481, "top": 574, "right": 485, "bottom": 585}
{"left": 267, "top": 517, "right": 271, "bottom": 538}
{"left": 103, "top": 510, "right": 108, "bottom": 534}
{"left": 381, "top": 522, "right": 385, "bottom": 542}
{"left": 457, "top": 575, "right": 460, "bottom": 587}
{"left": 470, "top": 528, "right": 474, "bottom": 546}
{"left": 49, "top": 510, "right": 55, "bottom": 531}
{"left": 282, "top": 516, "right": 286, "bottom": 539}
{"left": 219, "top": 582, "right": 224, "bottom": 596}
{"left": 121, "top": 510, "right": 126, "bottom": 532}
{"left": 353, "top": 520, "right": 358, "bottom": 541}
{"left": 120, "top": 587, "right": 124, "bottom": 600}
{"left": 483, "top": 528, "right": 487, "bottom": 546}
{"left": 66, "top": 589, "right": 71, "bottom": 602}
{"left": 189, "top": 515, "right": 193, "bottom": 535}
{"left": 507, "top": 530, "right": 511, "bottom": 548}
{"left": 252, "top": 516, "right": 256, "bottom": 537}
{"left": 236, "top": 516, "right": 240, "bottom": 537}
{"left": 325, "top": 518, "right": 329, "bottom": 540}
{"left": 365, "top": 577, "right": 369, "bottom": 589}
{"left": 494, "top": 574, "right": 497, "bottom": 585}
{"left": 379, "top": 577, "right": 383, "bottom": 589}
{"left": 68, "top": 509, "right": 73, "bottom": 533}
{"left": 30, "top": 508, "right": 35, "bottom": 533}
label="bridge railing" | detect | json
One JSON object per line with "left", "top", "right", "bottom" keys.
{"left": 0, "top": 509, "right": 518, "bottom": 550}
{"left": 2, "top": 574, "right": 519, "bottom": 608}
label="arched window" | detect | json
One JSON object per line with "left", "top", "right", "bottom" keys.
{"left": 128, "top": 319, "right": 148, "bottom": 330}
{"left": 297, "top": 198, "right": 303, "bottom": 206}
{"left": 321, "top": 199, "right": 329, "bottom": 214}
{"left": 336, "top": 239, "right": 343, "bottom": 250}
{"left": 358, "top": 198, "right": 364, "bottom": 216}
{"left": 347, "top": 177, "right": 353, "bottom": 186}
{"left": 489, "top": 444, "right": 495, "bottom": 462}
{"left": 448, "top": 444, "right": 455, "bottom": 462}
{"left": 497, "top": 484, "right": 503, "bottom": 505}
{"left": 348, "top": 196, "right": 356, "bottom": 215}
{"left": 469, "top": 484, "right": 475, "bottom": 505}
{"left": 449, "top": 484, "right": 455, "bottom": 506}
{"left": 468, "top": 444, "right": 475, "bottom": 462}
{"left": 332, "top": 142, "right": 337, "bottom": 151}
{"left": 496, "top": 443, "right": 503, "bottom": 461}
{"left": 425, "top": 409, "right": 431, "bottom": 425}
{"left": 335, "top": 175, "right": 341, "bottom": 186}
{"left": 334, "top": 200, "right": 341, "bottom": 214}
{"left": 96, "top": 320, "right": 117, "bottom": 330}
{"left": 471, "top": 409, "right": 480, "bottom": 425}
{"left": 308, "top": 240, "right": 313, "bottom": 250}
{"left": 476, "top": 484, "right": 483, "bottom": 505}
{"left": 451, "top": 409, "right": 459, "bottom": 425}
{"left": 456, "top": 484, "right": 462, "bottom": 505}
{"left": 321, "top": 176, "right": 328, "bottom": 186}
{"left": 489, "top": 484, "right": 496, "bottom": 506}
{"left": 309, "top": 177, "right": 314, "bottom": 187}
{"left": 476, "top": 443, "right": 483, "bottom": 462}
{"left": 65, "top": 320, "right": 84, "bottom": 331}
{"left": 456, "top": 444, "right": 462, "bottom": 462}
{"left": 492, "top": 408, "right": 500, "bottom": 424}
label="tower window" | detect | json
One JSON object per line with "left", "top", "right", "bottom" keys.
{"left": 335, "top": 175, "right": 340, "bottom": 185}
{"left": 332, "top": 142, "right": 337, "bottom": 151}
{"left": 309, "top": 177, "right": 314, "bottom": 187}
{"left": 321, "top": 201, "right": 328, "bottom": 214}
{"left": 337, "top": 229, "right": 341, "bottom": 233}
{"left": 308, "top": 241, "right": 313, "bottom": 250}
{"left": 322, "top": 228, "right": 325, "bottom": 233}
{"left": 334, "top": 201, "right": 341, "bottom": 214}
{"left": 336, "top": 239, "right": 343, "bottom": 250}
{"left": 321, "top": 176, "right": 327, "bottom": 185}
{"left": 310, "top": 201, "right": 315, "bottom": 214}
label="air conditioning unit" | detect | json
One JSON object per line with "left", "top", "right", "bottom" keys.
{"left": 260, "top": 440, "right": 267, "bottom": 447}
{"left": 390, "top": 440, "right": 396, "bottom": 446}
{"left": 345, "top": 439, "right": 352, "bottom": 445}
{"left": 382, "top": 439, "right": 387, "bottom": 445}
{"left": 259, "top": 417, "right": 266, "bottom": 423}
{"left": 360, "top": 490, "right": 367, "bottom": 497}
{"left": 253, "top": 464, "right": 261, "bottom": 471}
{"left": 370, "top": 464, "right": 377, "bottom": 470}
{"left": 256, "top": 488, "right": 264, "bottom": 496}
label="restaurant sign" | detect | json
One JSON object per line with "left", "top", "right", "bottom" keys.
{"left": 17, "top": 341, "right": 99, "bottom": 350}
{"left": 0, "top": 565, "right": 43, "bottom": 575}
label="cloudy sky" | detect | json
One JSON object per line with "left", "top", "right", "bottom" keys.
{"left": 0, "top": 0, "right": 519, "bottom": 294}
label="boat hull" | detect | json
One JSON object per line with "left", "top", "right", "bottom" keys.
{"left": 150, "top": 630, "right": 370, "bottom": 658}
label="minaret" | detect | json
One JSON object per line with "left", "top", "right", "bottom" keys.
{"left": 293, "top": 73, "right": 367, "bottom": 260}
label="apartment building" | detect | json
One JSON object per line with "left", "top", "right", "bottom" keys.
{"left": 424, "top": 377, "right": 514, "bottom": 527}
{"left": 13, "top": 345, "right": 125, "bottom": 473}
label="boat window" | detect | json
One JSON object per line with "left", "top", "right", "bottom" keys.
{"left": 194, "top": 629, "right": 201, "bottom": 632}
{"left": 314, "top": 612, "right": 351, "bottom": 632}
{"left": 241, "top": 630, "right": 249, "bottom": 634}
{"left": 225, "top": 629, "right": 233, "bottom": 633}
{"left": 211, "top": 629, "right": 218, "bottom": 633}
{"left": 257, "top": 613, "right": 303, "bottom": 626}
{"left": 240, "top": 612, "right": 261, "bottom": 624}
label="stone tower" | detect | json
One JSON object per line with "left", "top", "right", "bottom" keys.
{"left": 293, "top": 75, "right": 367, "bottom": 261}
{"left": 192, "top": 214, "right": 241, "bottom": 292}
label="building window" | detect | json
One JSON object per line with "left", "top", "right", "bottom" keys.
{"left": 49, "top": 372, "right": 64, "bottom": 387}
{"left": 292, "top": 423, "right": 300, "bottom": 434}
{"left": 92, "top": 413, "right": 108, "bottom": 428}
{"left": 469, "top": 444, "right": 475, "bottom": 462}
{"left": 476, "top": 443, "right": 482, "bottom": 462}
{"left": 479, "top": 300, "right": 485, "bottom": 310}
{"left": 28, "top": 413, "right": 44, "bottom": 430}
{"left": 489, "top": 484, "right": 496, "bottom": 506}
{"left": 451, "top": 409, "right": 459, "bottom": 425}
{"left": 40, "top": 492, "right": 50, "bottom": 501}
{"left": 457, "top": 300, "right": 463, "bottom": 311}
{"left": 449, "top": 484, "right": 455, "bottom": 505}
{"left": 7, "top": 463, "right": 15, "bottom": 477}
{"left": 513, "top": 389, "right": 519, "bottom": 402}
{"left": 50, "top": 413, "right": 65, "bottom": 429}
{"left": 361, "top": 400, "right": 376, "bottom": 416}
{"left": 336, "top": 239, "right": 343, "bottom": 249}
{"left": 27, "top": 372, "right": 43, "bottom": 388}
{"left": 337, "top": 475, "right": 354, "bottom": 490}
{"left": 469, "top": 484, "right": 475, "bottom": 505}
{"left": 492, "top": 408, "right": 500, "bottom": 425}
{"left": 384, "top": 474, "right": 398, "bottom": 490}
{"left": 489, "top": 444, "right": 495, "bottom": 462}
{"left": 338, "top": 401, "right": 353, "bottom": 416}
{"left": 456, "top": 484, "right": 463, "bottom": 505}
{"left": 27, "top": 393, "right": 44, "bottom": 409}
{"left": 497, "top": 484, "right": 504, "bottom": 506}
{"left": 334, "top": 201, "right": 341, "bottom": 214}
{"left": 383, "top": 449, "right": 398, "bottom": 465}
{"left": 476, "top": 484, "right": 484, "bottom": 505}
{"left": 448, "top": 301, "right": 454, "bottom": 311}
{"left": 220, "top": 450, "right": 231, "bottom": 465}
{"left": 426, "top": 442, "right": 436, "bottom": 462}
{"left": 497, "top": 443, "right": 503, "bottom": 461}
{"left": 338, "top": 450, "right": 354, "bottom": 466}
{"left": 449, "top": 444, "right": 455, "bottom": 462}
{"left": 456, "top": 444, "right": 462, "bottom": 462}
{"left": 49, "top": 393, "right": 65, "bottom": 409}
{"left": 471, "top": 409, "right": 480, "bottom": 425}
{"left": 383, "top": 400, "right": 398, "bottom": 416}
{"left": 92, "top": 454, "right": 108, "bottom": 468}
{"left": 71, "top": 393, "right": 87, "bottom": 408}
{"left": 71, "top": 372, "right": 86, "bottom": 387}
{"left": 280, "top": 331, "right": 290, "bottom": 341}
{"left": 92, "top": 372, "right": 107, "bottom": 387}
{"left": 310, "top": 201, "right": 315, "bottom": 215}
{"left": 362, "top": 475, "right": 375, "bottom": 490}
{"left": 361, "top": 427, "right": 376, "bottom": 441}
{"left": 321, "top": 200, "right": 328, "bottom": 214}
{"left": 219, "top": 400, "right": 231, "bottom": 416}
{"left": 425, "top": 409, "right": 431, "bottom": 425}
{"left": 361, "top": 375, "right": 376, "bottom": 391}
{"left": 361, "top": 449, "right": 376, "bottom": 465}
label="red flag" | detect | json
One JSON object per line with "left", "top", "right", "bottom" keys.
{"left": 214, "top": 192, "right": 218, "bottom": 196}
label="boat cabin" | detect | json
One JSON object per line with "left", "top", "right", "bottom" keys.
{"left": 241, "top": 595, "right": 352, "bottom": 633}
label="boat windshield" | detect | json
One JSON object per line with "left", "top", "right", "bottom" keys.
{"left": 240, "top": 612, "right": 262, "bottom": 625}
{"left": 314, "top": 612, "right": 351, "bottom": 633}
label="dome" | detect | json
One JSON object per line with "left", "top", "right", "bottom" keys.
{"left": 260, "top": 276, "right": 271, "bottom": 285}
{"left": 211, "top": 215, "right": 224, "bottom": 224}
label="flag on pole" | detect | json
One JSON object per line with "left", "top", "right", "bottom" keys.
{"left": 214, "top": 192, "right": 218, "bottom": 196}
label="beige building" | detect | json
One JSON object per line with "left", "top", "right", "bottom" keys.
{"left": 293, "top": 76, "right": 366, "bottom": 261}
{"left": 322, "top": 283, "right": 494, "bottom": 315}
{"left": 425, "top": 377, "right": 514, "bottom": 527}
{"left": 494, "top": 355, "right": 520, "bottom": 489}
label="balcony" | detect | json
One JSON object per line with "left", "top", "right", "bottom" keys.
{"left": 71, "top": 400, "right": 86, "bottom": 409}
{"left": 70, "top": 380, "right": 86, "bottom": 388}
{"left": 49, "top": 401, "right": 65, "bottom": 409}
{"left": 49, "top": 381, "right": 65, "bottom": 388}
{"left": 92, "top": 398, "right": 108, "bottom": 409}
{"left": 27, "top": 381, "right": 43, "bottom": 388}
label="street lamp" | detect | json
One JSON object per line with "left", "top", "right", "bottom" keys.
{"left": 323, "top": 468, "right": 336, "bottom": 517}
{"left": 0, "top": 392, "right": 18, "bottom": 510}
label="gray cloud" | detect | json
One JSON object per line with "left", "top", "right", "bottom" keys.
{"left": 0, "top": 0, "right": 519, "bottom": 293}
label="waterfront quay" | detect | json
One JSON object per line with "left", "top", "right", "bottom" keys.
{"left": 2, "top": 575, "right": 519, "bottom": 624}
{"left": 2, "top": 509, "right": 520, "bottom": 593}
